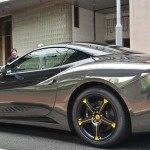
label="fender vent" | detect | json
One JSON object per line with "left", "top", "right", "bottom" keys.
{"left": 0, "top": 105, "right": 33, "bottom": 113}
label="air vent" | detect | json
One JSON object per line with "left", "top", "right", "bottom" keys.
{"left": 0, "top": 105, "right": 32, "bottom": 113}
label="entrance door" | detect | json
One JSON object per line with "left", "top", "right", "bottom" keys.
{"left": 0, "top": 21, "right": 2, "bottom": 66}
{"left": 0, "top": 38, "right": 2, "bottom": 66}
{"left": 0, "top": 16, "right": 12, "bottom": 66}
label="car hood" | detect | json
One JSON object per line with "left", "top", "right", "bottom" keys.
{"left": 94, "top": 53, "right": 150, "bottom": 64}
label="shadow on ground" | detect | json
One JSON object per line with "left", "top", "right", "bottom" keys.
{"left": 0, "top": 123, "right": 149, "bottom": 149}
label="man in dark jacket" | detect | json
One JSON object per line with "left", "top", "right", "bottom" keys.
{"left": 7, "top": 48, "right": 19, "bottom": 64}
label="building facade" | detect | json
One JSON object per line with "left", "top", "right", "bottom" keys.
{"left": 0, "top": 0, "right": 149, "bottom": 65}
{"left": 130, "top": 0, "right": 150, "bottom": 54}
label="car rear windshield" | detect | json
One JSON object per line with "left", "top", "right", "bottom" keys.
{"left": 74, "top": 43, "right": 142, "bottom": 56}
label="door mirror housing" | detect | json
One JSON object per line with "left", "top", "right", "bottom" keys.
{"left": 5, "top": 65, "right": 11, "bottom": 74}
{"left": 0, "top": 66, "right": 6, "bottom": 74}
{"left": 0, "top": 65, "right": 11, "bottom": 78}
{"left": 0, "top": 66, "right": 6, "bottom": 78}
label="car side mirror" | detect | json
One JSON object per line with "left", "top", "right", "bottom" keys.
{"left": 0, "top": 65, "right": 11, "bottom": 78}
{"left": 5, "top": 65, "right": 11, "bottom": 74}
{"left": 0, "top": 66, "right": 6, "bottom": 78}
{"left": 1, "top": 66, "right": 6, "bottom": 74}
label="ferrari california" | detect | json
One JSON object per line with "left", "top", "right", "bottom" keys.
{"left": 0, "top": 42, "right": 150, "bottom": 148}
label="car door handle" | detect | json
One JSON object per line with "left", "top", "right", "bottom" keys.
{"left": 48, "top": 79, "right": 57, "bottom": 85}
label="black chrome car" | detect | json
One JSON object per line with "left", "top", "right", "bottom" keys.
{"left": 0, "top": 43, "right": 150, "bottom": 147}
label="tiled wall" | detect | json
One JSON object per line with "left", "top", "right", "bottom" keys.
{"left": 12, "top": 4, "right": 72, "bottom": 55}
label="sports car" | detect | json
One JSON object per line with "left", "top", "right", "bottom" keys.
{"left": 0, "top": 42, "right": 150, "bottom": 148}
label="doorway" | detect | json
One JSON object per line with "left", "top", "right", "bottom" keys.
{"left": 0, "top": 16, "right": 12, "bottom": 66}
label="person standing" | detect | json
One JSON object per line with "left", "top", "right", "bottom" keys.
{"left": 7, "top": 48, "right": 19, "bottom": 64}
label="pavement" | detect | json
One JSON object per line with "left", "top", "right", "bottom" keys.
{"left": 0, "top": 123, "right": 149, "bottom": 150}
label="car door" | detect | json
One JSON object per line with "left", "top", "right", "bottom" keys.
{"left": 0, "top": 47, "right": 68, "bottom": 120}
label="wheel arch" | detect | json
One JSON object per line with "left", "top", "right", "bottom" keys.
{"left": 67, "top": 81, "right": 131, "bottom": 133}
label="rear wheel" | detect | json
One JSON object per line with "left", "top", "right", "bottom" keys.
{"left": 72, "top": 87, "right": 130, "bottom": 148}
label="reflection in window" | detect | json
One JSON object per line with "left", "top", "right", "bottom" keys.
{"left": 11, "top": 48, "right": 68, "bottom": 73}
{"left": 63, "top": 49, "right": 90, "bottom": 65}
{"left": 19, "top": 56, "right": 40, "bottom": 72}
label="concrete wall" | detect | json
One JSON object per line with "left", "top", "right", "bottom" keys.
{"left": 72, "top": 6, "right": 106, "bottom": 43}
{"left": 72, "top": 7, "right": 94, "bottom": 42}
{"left": 72, "top": 6, "right": 129, "bottom": 45}
{"left": 95, "top": 12, "right": 106, "bottom": 44}
{"left": 130, "top": 0, "right": 150, "bottom": 54}
{"left": 12, "top": 4, "right": 72, "bottom": 56}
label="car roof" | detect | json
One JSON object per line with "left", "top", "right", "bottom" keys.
{"left": 35, "top": 43, "right": 69, "bottom": 50}
{"left": 34, "top": 42, "right": 111, "bottom": 56}
{"left": 34, "top": 42, "right": 141, "bottom": 57}
{"left": 66, "top": 43, "right": 109, "bottom": 56}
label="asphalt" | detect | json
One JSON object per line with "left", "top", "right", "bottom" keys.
{"left": 0, "top": 124, "right": 149, "bottom": 150}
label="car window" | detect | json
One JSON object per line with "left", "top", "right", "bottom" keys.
{"left": 10, "top": 48, "right": 68, "bottom": 73}
{"left": 62, "top": 49, "right": 90, "bottom": 65}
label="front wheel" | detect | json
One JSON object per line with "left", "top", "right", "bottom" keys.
{"left": 72, "top": 87, "right": 130, "bottom": 148}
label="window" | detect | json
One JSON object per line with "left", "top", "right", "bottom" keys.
{"left": 10, "top": 48, "right": 68, "bottom": 73}
{"left": 74, "top": 6, "right": 79, "bottom": 28}
{"left": 62, "top": 49, "right": 90, "bottom": 65}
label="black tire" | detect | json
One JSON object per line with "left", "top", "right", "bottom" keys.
{"left": 72, "top": 87, "right": 130, "bottom": 148}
